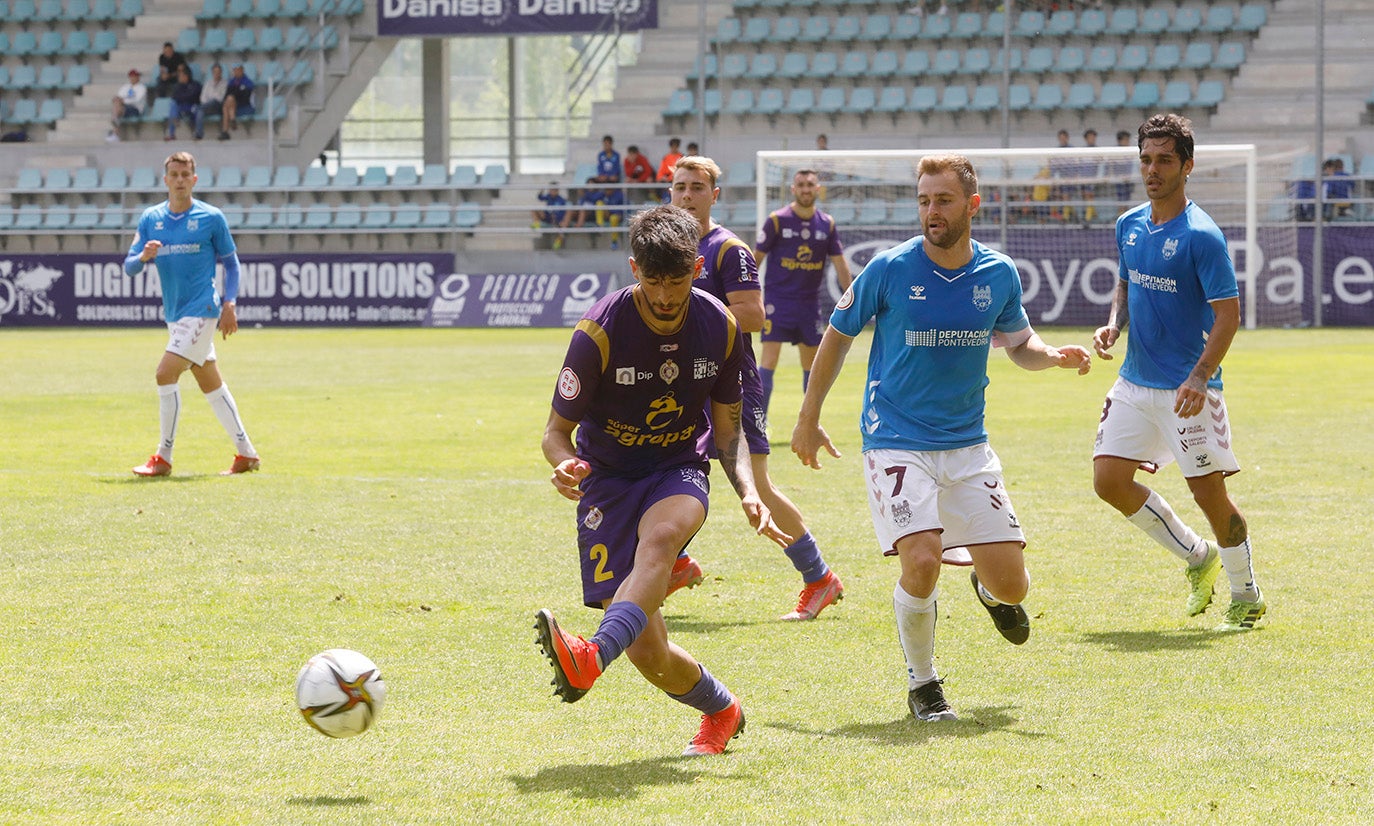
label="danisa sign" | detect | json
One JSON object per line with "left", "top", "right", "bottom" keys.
{"left": 377, "top": 0, "right": 658, "bottom": 37}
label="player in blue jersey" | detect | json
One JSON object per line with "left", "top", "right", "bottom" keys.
{"left": 125, "top": 151, "right": 260, "bottom": 478}
{"left": 669, "top": 155, "right": 847, "bottom": 622}
{"left": 755, "top": 168, "right": 853, "bottom": 419}
{"left": 535, "top": 205, "right": 788, "bottom": 756}
{"left": 792, "top": 154, "right": 1092, "bottom": 721}
{"left": 1091, "top": 113, "right": 1266, "bottom": 632}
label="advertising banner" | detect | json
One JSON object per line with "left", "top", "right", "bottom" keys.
{"left": 424, "top": 271, "right": 610, "bottom": 327}
{"left": 377, "top": 0, "right": 658, "bottom": 38}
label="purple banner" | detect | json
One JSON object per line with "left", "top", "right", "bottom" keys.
{"left": 424, "top": 271, "right": 611, "bottom": 327}
{"left": 377, "top": 0, "right": 657, "bottom": 37}
{"left": 829, "top": 226, "right": 1374, "bottom": 327}
{"left": 0, "top": 253, "right": 451, "bottom": 327}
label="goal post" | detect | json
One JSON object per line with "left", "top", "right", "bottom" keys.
{"left": 753, "top": 145, "right": 1299, "bottom": 330}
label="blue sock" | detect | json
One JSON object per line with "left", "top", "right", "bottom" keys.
{"left": 783, "top": 531, "right": 829, "bottom": 583}
{"left": 590, "top": 601, "right": 648, "bottom": 668}
{"left": 667, "top": 664, "right": 734, "bottom": 715}
{"left": 760, "top": 367, "right": 775, "bottom": 415}
{"left": 802, "top": 369, "right": 810, "bottom": 393}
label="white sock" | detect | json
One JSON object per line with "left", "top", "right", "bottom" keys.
{"left": 157, "top": 383, "right": 180, "bottom": 462}
{"left": 1218, "top": 538, "right": 1260, "bottom": 601}
{"left": 1127, "top": 490, "right": 1206, "bottom": 565}
{"left": 894, "top": 583, "right": 939, "bottom": 689}
{"left": 204, "top": 384, "right": 256, "bottom": 458}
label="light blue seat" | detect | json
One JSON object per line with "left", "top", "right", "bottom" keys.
{"left": 453, "top": 204, "right": 481, "bottom": 229}
{"left": 824, "top": 201, "right": 856, "bottom": 224}
{"left": 216, "top": 165, "right": 243, "bottom": 189}
{"left": 931, "top": 48, "right": 960, "bottom": 77}
{"left": 1030, "top": 84, "right": 1064, "bottom": 111}
{"left": 890, "top": 203, "right": 918, "bottom": 225}
{"left": 963, "top": 47, "right": 990, "bottom": 76}
{"left": 745, "top": 53, "right": 778, "bottom": 81}
{"left": 772, "top": 15, "right": 801, "bottom": 43}
{"left": 91, "top": 0, "right": 118, "bottom": 19}
{"left": 1118, "top": 44, "right": 1149, "bottom": 73}
{"left": 782, "top": 88, "right": 814, "bottom": 118}
{"left": 117, "top": 0, "right": 142, "bottom": 19}
{"left": 284, "top": 25, "right": 311, "bottom": 51}
{"left": 1065, "top": 82, "right": 1094, "bottom": 110}
{"left": 10, "top": 0, "right": 36, "bottom": 21}
{"left": 419, "top": 164, "right": 447, "bottom": 187}
{"left": 334, "top": 166, "right": 360, "bottom": 188}
{"left": 392, "top": 203, "right": 421, "bottom": 228}
{"left": 11, "top": 65, "right": 38, "bottom": 90}
{"left": 892, "top": 13, "right": 921, "bottom": 40}
{"left": 273, "top": 166, "right": 301, "bottom": 187}
{"left": 917, "top": 12, "right": 949, "bottom": 40}
{"left": 71, "top": 203, "right": 101, "bottom": 229}
{"left": 73, "top": 167, "right": 100, "bottom": 189}
{"left": 99, "top": 204, "right": 127, "bottom": 230}
{"left": 202, "top": 28, "right": 229, "bottom": 53}
{"left": 37, "top": 64, "right": 65, "bottom": 90}
{"left": 99, "top": 167, "right": 128, "bottom": 190}
{"left": 1236, "top": 3, "right": 1267, "bottom": 32}
{"left": 198, "top": 0, "right": 225, "bottom": 19}
{"left": 259, "top": 60, "right": 285, "bottom": 85}
{"left": 1151, "top": 44, "right": 1181, "bottom": 73}
{"left": 92, "top": 29, "right": 118, "bottom": 55}
{"left": 756, "top": 88, "right": 785, "bottom": 117}
{"left": 225, "top": 0, "right": 252, "bottom": 16}
{"left": 739, "top": 17, "right": 770, "bottom": 44}
{"left": 362, "top": 204, "right": 391, "bottom": 229}
{"left": 281, "top": 0, "right": 307, "bottom": 16}
{"left": 302, "top": 166, "right": 329, "bottom": 187}
{"left": 46, "top": 168, "right": 73, "bottom": 189}
{"left": 1055, "top": 46, "right": 1085, "bottom": 74}
{"left": 449, "top": 165, "right": 477, "bottom": 187}
{"left": 1086, "top": 44, "right": 1116, "bottom": 73}
{"left": 8, "top": 99, "right": 39, "bottom": 125}
{"left": 243, "top": 166, "right": 272, "bottom": 188}
{"left": 714, "top": 17, "right": 741, "bottom": 44}
{"left": 11, "top": 31, "right": 39, "bottom": 57}
{"left": 720, "top": 53, "right": 748, "bottom": 79}
{"left": 1127, "top": 81, "right": 1161, "bottom": 110}
{"left": 1045, "top": 10, "right": 1074, "bottom": 36}
{"left": 244, "top": 203, "right": 275, "bottom": 229}
{"left": 35, "top": 98, "right": 64, "bottom": 124}
{"left": 480, "top": 164, "right": 507, "bottom": 188}
{"left": 302, "top": 203, "right": 331, "bottom": 229}
{"left": 1139, "top": 8, "right": 1169, "bottom": 36}
{"left": 420, "top": 204, "right": 450, "bottom": 228}
{"left": 899, "top": 49, "right": 930, "bottom": 78}
{"left": 258, "top": 27, "right": 285, "bottom": 53}
{"left": 0, "top": 67, "right": 10, "bottom": 89}
{"left": 663, "top": 89, "right": 693, "bottom": 118}
{"left": 253, "top": 0, "right": 281, "bottom": 18}
{"left": 229, "top": 28, "right": 256, "bottom": 53}
{"left": 725, "top": 164, "right": 753, "bottom": 189}
{"left": 831, "top": 15, "right": 861, "bottom": 42}
{"left": 1201, "top": 5, "right": 1237, "bottom": 34}
{"left": 991, "top": 47, "right": 1022, "bottom": 74}
{"left": 61, "top": 30, "right": 92, "bottom": 57}
{"left": 15, "top": 168, "right": 46, "bottom": 190}
{"left": 1106, "top": 8, "right": 1137, "bottom": 36}
{"left": 983, "top": 11, "right": 1005, "bottom": 36}
{"left": 1170, "top": 7, "right": 1202, "bottom": 34}
{"left": 778, "top": 52, "right": 808, "bottom": 80}
{"left": 1077, "top": 8, "right": 1106, "bottom": 37}
{"left": 391, "top": 165, "right": 418, "bottom": 187}
{"left": 36, "top": 30, "right": 65, "bottom": 56}
{"left": 816, "top": 86, "right": 846, "bottom": 117}
{"left": 910, "top": 85, "right": 938, "bottom": 113}
{"left": 844, "top": 86, "right": 876, "bottom": 117}
{"left": 870, "top": 49, "right": 898, "bottom": 77}
{"left": 1215, "top": 41, "right": 1246, "bottom": 71}
{"left": 859, "top": 14, "right": 891, "bottom": 41}
{"left": 875, "top": 86, "right": 907, "bottom": 117}
{"left": 724, "top": 88, "right": 753, "bottom": 116}
{"left": 1095, "top": 81, "right": 1127, "bottom": 110}
{"left": 176, "top": 28, "right": 200, "bottom": 54}
{"left": 16, "top": 205, "right": 44, "bottom": 231}
{"left": 285, "top": 60, "right": 313, "bottom": 85}
{"left": 798, "top": 15, "right": 829, "bottom": 43}
{"left": 1008, "top": 83, "right": 1032, "bottom": 109}
{"left": 1181, "top": 42, "right": 1213, "bottom": 71}
{"left": 1013, "top": 10, "right": 1045, "bottom": 37}
{"left": 950, "top": 12, "right": 981, "bottom": 39}
{"left": 808, "top": 51, "right": 840, "bottom": 79}
{"left": 969, "top": 84, "right": 999, "bottom": 113}
{"left": 856, "top": 201, "right": 887, "bottom": 224}
{"left": 1161, "top": 80, "right": 1192, "bottom": 109}
{"left": 197, "top": 168, "right": 217, "bottom": 188}
{"left": 1194, "top": 80, "right": 1224, "bottom": 108}
{"left": 44, "top": 205, "right": 72, "bottom": 230}
{"left": 1023, "top": 46, "right": 1054, "bottom": 75}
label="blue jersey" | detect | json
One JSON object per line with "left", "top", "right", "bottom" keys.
{"left": 596, "top": 149, "right": 621, "bottom": 182}
{"left": 831, "top": 237, "right": 1030, "bottom": 451}
{"left": 129, "top": 198, "right": 236, "bottom": 321}
{"left": 1115, "top": 201, "right": 1237, "bottom": 390}
{"left": 552, "top": 285, "right": 744, "bottom": 479}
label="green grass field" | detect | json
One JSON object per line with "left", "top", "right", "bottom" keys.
{"left": 1, "top": 326, "right": 1371, "bottom": 824}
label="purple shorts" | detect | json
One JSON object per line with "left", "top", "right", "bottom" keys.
{"left": 575, "top": 462, "right": 711, "bottom": 607}
{"left": 762, "top": 299, "right": 826, "bottom": 347}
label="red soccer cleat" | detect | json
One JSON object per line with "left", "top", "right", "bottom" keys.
{"left": 666, "top": 555, "right": 704, "bottom": 597}
{"left": 132, "top": 455, "right": 172, "bottom": 477}
{"left": 781, "top": 570, "right": 844, "bottom": 621}
{"left": 221, "top": 454, "right": 260, "bottom": 475}
{"left": 683, "top": 696, "right": 745, "bottom": 756}
{"left": 534, "top": 608, "right": 602, "bottom": 703}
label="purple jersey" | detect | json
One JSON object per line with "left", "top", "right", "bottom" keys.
{"left": 695, "top": 223, "right": 760, "bottom": 362}
{"left": 755, "top": 205, "right": 844, "bottom": 303}
{"left": 552, "top": 284, "right": 744, "bottom": 478}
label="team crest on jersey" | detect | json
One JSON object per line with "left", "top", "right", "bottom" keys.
{"left": 660, "top": 359, "right": 679, "bottom": 383}
{"left": 557, "top": 367, "right": 581, "bottom": 400}
{"left": 1162, "top": 237, "right": 1179, "bottom": 259}
{"left": 892, "top": 499, "right": 912, "bottom": 528}
{"left": 187, "top": 219, "right": 199, "bottom": 231}
{"left": 801, "top": 227, "right": 812, "bottom": 240}
{"left": 972, "top": 284, "right": 993, "bottom": 311}
{"left": 583, "top": 507, "right": 603, "bottom": 531}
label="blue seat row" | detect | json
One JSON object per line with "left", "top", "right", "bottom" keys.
{"left": 0, "top": 62, "right": 90, "bottom": 90}
{"left": 0, "top": 28, "right": 119, "bottom": 57}
{"left": 0, "top": 0, "right": 141, "bottom": 24}
{"left": 174, "top": 24, "right": 337, "bottom": 57}
{"left": 0, "top": 200, "right": 473, "bottom": 232}
{"left": 13, "top": 163, "right": 510, "bottom": 193}
{"left": 0, "top": 96, "right": 64, "bottom": 125}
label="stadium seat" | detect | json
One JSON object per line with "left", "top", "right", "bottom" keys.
{"left": 0, "top": 67, "right": 7, "bottom": 89}
{"left": 226, "top": 0, "right": 253, "bottom": 17}
{"left": 259, "top": 60, "right": 286, "bottom": 85}
{"left": 816, "top": 86, "right": 846, "bottom": 118}
{"left": 720, "top": 53, "right": 748, "bottom": 80}
{"left": 1013, "top": 10, "right": 1045, "bottom": 37}
{"left": 1236, "top": 3, "right": 1267, "bottom": 32}
{"left": 71, "top": 203, "right": 100, "bottom": 230}
{"left": 36, "top": 31, "right": 65, "bottom": 56}
{"left": 751, "top": 87, "right": 781, "bottom": 120}
{"left": 229, "top": 28, "right": 256, "bottom": 53}
{"left": 15, "top": 168, "right": 43, "bottom": 191}
{"left": 43, "top": 205, "right": 72, "bottom": 231}
{"left": 1215, "top": 42, "right": 1246, "bottom": 71}
{"left": 244, "top": 166, "right": 273, "bottom": 189}
{"left": 419, "top": 164, "right": 447, "bottom": 188}
{"left": 61, "top": 30, "right": 92, "bottom": 58}
{"left": 875, "top": 86, "right": 907, "bottom": 118}
{"left": 7, "top": 99, "right": 39, "bottom": 125}
{"left": 91, "top": 0, "right": 117, "bottom": 19}
{"left": 420, "top": 204, "right": 450, "bottom": 228}
{"left": 202, "top": 28, "right": 230, "bottom": 54}
{"left": 782, "top": 88, "right": 815, "bottom": 121}
{"left": 1054, "top": 46, "right": 1085, "bottom": 75}
{"left": 1161, "top": 80, "right": 1192, "bottom": 109}
{"left": 739, "top": 17, "right": 770, "bottom": 44}
{"left": 910, "top": 85, "right": 938, "bottom": 114}
{"left": 963, "top": 47, "right": 991, "bottom": 76}
{"left": 361, "top": 166, "right": 389, "bottom": 187}
{"left": 285, "top": 60, "right": 313, "bottom": 85}
{"left": 303, "top": 203, "right": 331, "bottom": 229}
{"left": 915, "top": 12, "right": 948, "bottom": 40}
{"left": 391, "top": 166, "right": 418, "bottom": 187}
{"left": 453, "top": 204, "right": 481, "bottom": 229}
{"left": 216, "top": 165, "right": 244, "bottom": 189}
{"left": 1095, "top": 82, "right": 1128, "bottom": 110}
{"left": 1201, "top": 5, "right": 1237, "bottom": 34}
{"left": 870, "top": 49, "right": 899, "bottom": 77}
{"left": 726, "top": 161, "right": 754, "bottom": 187}
{"left": 724, "top": 88, "right": 753, "bottom": 116}
{"left": 1086, "top": 45, "right": 1117, "bottom": 74}
{"left": 16, "top": 205, "right": 44, "bottom": 231}
{"left": 273, "top": 166, "right": 301, "bottom": 188}
{"left": 1007, "top": 83, "right": 1032, "bottom": 110}
{"left": 253, "top": 0, "right": 282, "bottom": 18}
{"left": 37, "top": 0, "right": 63, "bottom": 18}
{"left": 969, "top": 84, "right": 999, "bottom": 113}
{"left": 1105, "top": 8, "right": 1137, "bottom": 36}
{"left": 479, "top": 164, "right": 507, "bottom": 189}
{"left": 950, "top": 12, "right": 981, "bottom": 39}
{"left": 1139, "top": 8, "right": 1169, "bottom": 36}
{"left": 118, "top": 0, "right": 143, "bottom": 20}
{"left": 778, "top": 52, "right": 808, "bottom": 80}
{"left": 859, "top": 14, "right": 891, "bottom": 42}
{"left": 176, "top": 28, "right": 200, "bottom": 54}
{"left": 45, "top": 168, "right": 72, "bottom": 191}
{"left": 990, "top": 47, "right": 1022, "bottom": 74}
{"left": 1127, "top": 81, "right": 1161, "bottom": 110}
{"left": 284, "top": 25, "right": 311, "bottom": 51}
{"left": 1045, "top": 10, "right": 1074, "bottom": 37}
{"left": 1023, "top": 46, "right": 1054, "bottom": 75}
{"left": 1181, "top": 42, "right": 1214, "bottom": 71}
{"left": 1150, "top": 44, "right": 1182, "bottom": 74}
{"left": 11, "top": 65, "right": 39, "bottom": 91}
{"left": 663, "top": 89, "right": 694, "bottom": 118}
{"left": 258, "top": 27, "right": 285, "bottom": 54}
{"left": 72, "top": 168, "right": 100, "bottom": 190}
{"left": 892, "top": 13, "right": 921, "bottom": 41}
{"left": 198, "top": 0, "right": 225, "bottom": 19}
{"left": 898, "top": 49, "right": 930, "bottom": 78}
{"left": 362, "top": 204, "right": 391, "bottom": 229}
{"left": 1076, "top": 8, "right": 1107, "bottom": 37}
{"left": 10, "top": 0, "right": 36, "bottom": 21}
{"left": 92, "top": 30, "right": 118, "bottom": 56}
{"left": 37, "top": 97, "right": 67, "bottom": 125}
{"left": 931, "top": 48, "right": 960, "bottom": 77}
{"left": 244, "top": 203, "right": 275, "bottom": 229}
{"left": 99, "top": 204, "right": 127, "bottom": 230}
{"left": 1064, "top": 82, "right": 1094, "bottom": 110}
{"left": 11, "top": 31, "right": 39, "bottom": 57}
{"left": 844, "top": 86, "right": 876, "bottom": 120}
{"left": 1194, "top": 80, "right": 1225, "bottom": 108}
{"left": 1030, "top": 84, "right": 1064, "bottom": 111}
{"left": 99, "top": 167, "right": 128, "bottom": 190}
{"left": 1118, "top": 44, "right": 1149, "bottom": 74}
{"left": 1170, "top": 7, "right": 1202, "bottom": 35}
{"left": 333, "top": 166, "right": 360, "bottom": 187}
{"left": 856, "top": 201, "right": 887, "bottom": 224}
{"left": 831, "top": 15, "right": 861, "bottom": 42}
{"left": 772, "top": 16, "right": 802, "bottom": 44}
{"left": 714, "top": 17, "right": 741, "bottom": 45}
{"left": 392, "top": 203, "right": 422, "bottom": 228}
{"left": 798, "top": 15, "right": 830, "bottom": 44}
{"left": 808, "top": 51, "right": 841, "bottom": 80}
{"left": 302, "top": 166, "right": 329, "bottom": 188}
{"left": 825, "top": 201, "right": 856, "bottom": 224}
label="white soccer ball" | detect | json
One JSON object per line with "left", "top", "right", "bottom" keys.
{"left": 294, "top": 648, "right": 386, "bottom": 738}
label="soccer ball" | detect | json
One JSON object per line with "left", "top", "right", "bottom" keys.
{"left": 294, "top": 648, "right": 387, "bottom": 738}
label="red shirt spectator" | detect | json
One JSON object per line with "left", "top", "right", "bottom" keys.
{"left": 624, "top": 145, "right": 654, "bottom": 184}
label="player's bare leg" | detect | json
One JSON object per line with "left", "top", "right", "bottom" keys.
{"left": 893, "top": 531, "right": 955, "bottom": 721}
{"left": 967, "top": 541, "right": 1031, "bottom": 645}
{"left": 1187, "top": 472, "right": 1264, "bottom": 630}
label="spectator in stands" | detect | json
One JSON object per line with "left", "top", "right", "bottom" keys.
{"left": 1322, "top": 158, "right": 1354, "bottom": 220}
{"left": 686, "top": 141, "right": 700, "bottom": 156}
{"left": 199, "top": 64, "right": 227, "bottom": 141}
{"left": 154, "top": 41, "right": 188, "bottom": 100}
{"left": 565, "top": 179, "right": 604, "bottom": 236}
{"left": 815, "top": 133, "right": 829, "bottom": 151}
{"left": 166, "top": 65, "right": 203, "bottom": 141}
{"left": 533, "top": 183, "right": 569, "bottom": 250}
{"left": 623, "top": 144, "right": 655, "bottom": 201}
{"left": 1050, "top": 128, "right": 1077, "bottom": 221}
{"left": 656, "top": 137, "right": 683, "bottom": 183}
{"left": 111, "top": 69, "right": 148, "bottom": 140}
{"left": 220, "top": 64, "right": 256, "bottom": 138}
{"left": 596, "top": 184, "right": 627, "bottom": 251}
{"left": 593, "top": 135, "right": 621, "bottom": 184}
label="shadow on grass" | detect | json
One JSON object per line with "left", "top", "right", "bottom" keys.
{"left": 103, "top": 475, "right": 215, "bottom": 485}
{"left": 663, "top": 616, "right": 767, "bottom": 634}
{"left": 509, "top": 755, "right": 723, "bottom": 800}
{"left": 1079, "top": 628, "right": 1221, "bottom": 652}
{"left": 767, "top": 704, "right": 1043, "bottom": 744}
{"left": 286, "top": 796, "right": 370, "bottom": 807}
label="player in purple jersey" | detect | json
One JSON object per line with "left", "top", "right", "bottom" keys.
{"left": 755, "top": 168, "right": 853, "bottom": 419}
{"left": 1091, "top": 113, "right": 1265, "bottom": 632}
{"left": 535, "top": 205, "right": 789, "bottom": 757}
{"left": 669, "top": 155, "right": 846, "bottom": 622}
{"left": 124, "top": 151, "right": 260, "bottom": 478}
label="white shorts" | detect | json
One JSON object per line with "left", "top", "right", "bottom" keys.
{"left": 862, "top": 443, "right": 1025, "bottom": 557}
{"left": 165, "top": 316, "right": 218, "bottom": 366}
{"left": 1093, "top": 377, "right": 1240, "bottom": 478}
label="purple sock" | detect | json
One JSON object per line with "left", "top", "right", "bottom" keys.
{"left": 783, "top": 531, "right": 829, "bottom": 583}
{"left": 802, "top": 369, "right": 810, "bottom": 393}
{"left": 590, "top": 601, "right": 648, "bottom": 668}
{"left": 760, "top": 367, "right": 775, "bottom": 414}
{"left": 667, "top": 664, "right": 733, "bottom": 715}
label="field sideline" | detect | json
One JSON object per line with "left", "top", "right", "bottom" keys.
{"left": 1, "top": 326, "right": 1371, "bottom": 824}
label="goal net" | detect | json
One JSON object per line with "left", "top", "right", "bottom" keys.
{"left": 751, "top": 146, "right": 1303, "bottom": 329}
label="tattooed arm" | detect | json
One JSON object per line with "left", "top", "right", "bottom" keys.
{"left": 710, "top": 398, "right": 791, "bottom": 547}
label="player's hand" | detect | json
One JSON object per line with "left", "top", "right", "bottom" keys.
{"left": 791, "top": 422, "right": 840, "bottom": 470}
{"left": 219, "top": 301, "right": 238, "bottom": 338}
{"left": 550, "top": 458, "right": 590, "bottom": 501}
{"left": 1053, "top": 344, "right": 1093, "bottom": 375}
{"left": 1173, "top": 377, "right": 1208, "bottom": 418}
{"left": 140, "top": 240, "right": 162, "bottom": 263}
{"left": 740, "top": 495, "right": 793, "bottom": 548}
{"left": 1092, "top": 325, "right": 1119, "bottom": 359}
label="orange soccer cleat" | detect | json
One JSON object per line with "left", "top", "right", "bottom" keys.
{"left": 683, "top": 696, "right": 745, "bottom": 756}
{"left": 132, "top": 455, "right": 172, "bottom": 477}
{"left": 781, "top": 570, "right": 844, "bottom": 621}
{"left": 534, "top": 608, "right": 602, "bottom": 703}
